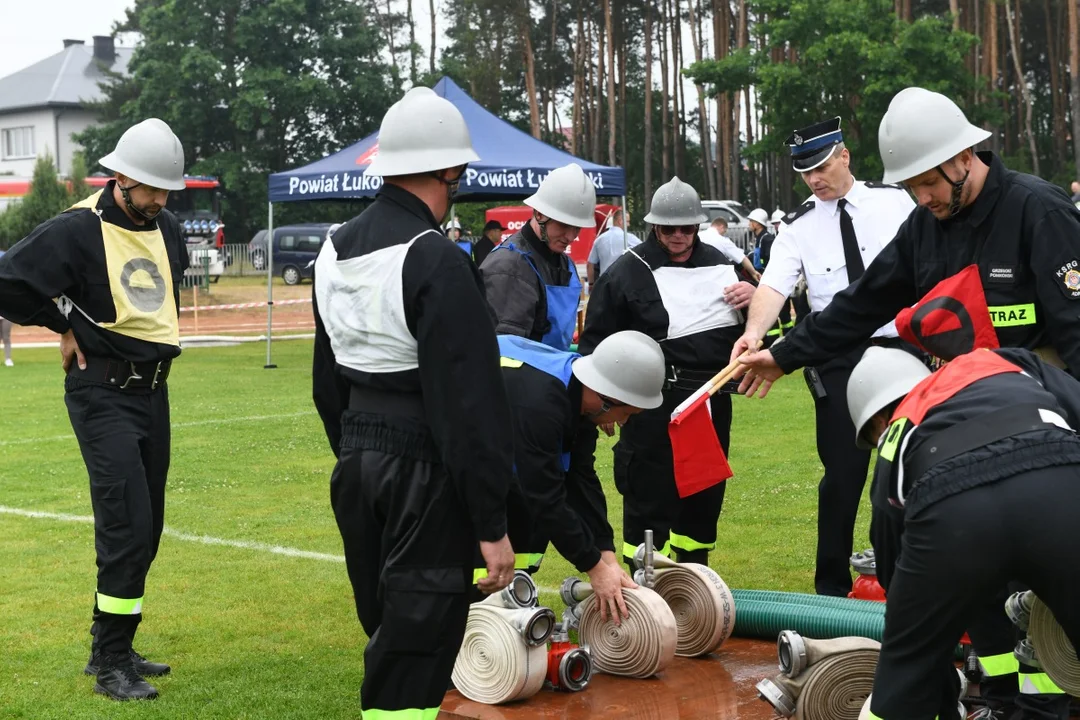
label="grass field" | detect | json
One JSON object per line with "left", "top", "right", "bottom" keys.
{"left": 0, "top": 339, "right": 871, "bottom": 718}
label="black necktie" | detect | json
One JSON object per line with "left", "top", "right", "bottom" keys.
{"left": 838, "top": 198, "right": 865, "bottom": 283}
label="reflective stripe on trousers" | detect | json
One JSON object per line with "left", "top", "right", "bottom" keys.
{"left": 473, "top": 553, "right": 544, "bottom": 583}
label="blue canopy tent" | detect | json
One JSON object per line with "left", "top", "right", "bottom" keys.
{"left": 260, "top": 76, "right": 627, "bottom": 366}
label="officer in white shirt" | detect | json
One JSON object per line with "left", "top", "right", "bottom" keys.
{"left": 730, "top": 116, "right": 916, "bottom": 597}
{"left": 587, "top": 208, "right": 642, "bottom": 289}
{"left": 698, "top": 217, "right": 759, "bottom": 281}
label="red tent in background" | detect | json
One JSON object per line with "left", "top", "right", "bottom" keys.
{"left": 485, "top": 203, "right": 621, "bottom": 266}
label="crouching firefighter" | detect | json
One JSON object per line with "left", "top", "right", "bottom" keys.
{"left": 477, "top": 331, "right": 667, "bottom": 623}
{"left": 579, "top": 176, "right": 756, "bottom": 569}
{"left": 847, "top": 346, "right": 1080, "bottom": 720}
{"left": 0, "top": 119, "right": 189, "bottom": 700}
{"left": 312, "top": 86, "right": 517, "bottom": 719}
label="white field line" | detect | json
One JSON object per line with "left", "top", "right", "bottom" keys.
{"left": 0, "top": 505, "right": 344, "bottom": 563}
{"left": 0, "top": 505, "right": 564, "bottom": 592}
{"left": 0, "top": 411, "right": 316, "bottom": 448}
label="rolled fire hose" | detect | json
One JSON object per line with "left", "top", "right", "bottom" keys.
{"left": 577, "top": 586, "right": 678, "bottom": 678}
{"left": 452, "top": 571, "right": 557, "bottom": 705}
{"left": 757, "top": 633, "right": 880, "bottom": 718}
{"left": 650, "top": 563, "right": 736, "bottom": 657}
{"left": 451, "top": 604, "right": 556, "bottom": 704}
{"left": 1027, "top": 594, "right": 1080, "bottom": 695}
{"left": 794, "top": 649, "right": 879, "bottom": 720}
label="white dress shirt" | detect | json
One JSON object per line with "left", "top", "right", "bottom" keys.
{"left": 698, "top": 227, "right": 746, "bottom": 264}
{"left": 588, "top": 226, "right": 642, "bottom": 275}
{"left": 760, "top": 178, "right": 915, "bottom": 338}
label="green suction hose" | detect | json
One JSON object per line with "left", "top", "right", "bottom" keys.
{"left": 733, "top": 590, "right": 885, "bottom": 615}
{"left": 733, "top": 597, "right": 885, "bottom": 641}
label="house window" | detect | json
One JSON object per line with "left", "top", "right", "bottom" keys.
{"left": 1, "top": 127, "right": 34, "bottom": 159}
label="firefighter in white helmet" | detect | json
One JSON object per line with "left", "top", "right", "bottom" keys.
{"left": 312, "top": 86, "right": 516, "bottom": 718}
{"left": 0, "top": 118, "right": 188, "bottom": 700}
{"left": 480, "top": 163, "right": 596, "bottom": 350}
{"left": 849, "top": 346, "right": 1080, "bottom": 720}
{"left": 487, "top": 330, "right": 666, "bottom": 623}
{"left": 578, "top": 176, "right": 755, "bottom": 570}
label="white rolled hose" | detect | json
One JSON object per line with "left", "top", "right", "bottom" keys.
{"left": 1028, "top": 594, "right": 1080, "bottom": 695}
{"left": 651, "top": 563, "right": 736, "bottom": 657}
{"left": 577, "top": 586, "right": 678, "bottom": 678}
{"left": 451, "top": 603, "right": 556, "bottom": 704}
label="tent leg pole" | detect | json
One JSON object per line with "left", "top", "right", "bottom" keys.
{"left": 621, "top": 195, "right": 628, "bottom": 251}
{"left": 265, "top": 201, "right": 276, "bottom": 369}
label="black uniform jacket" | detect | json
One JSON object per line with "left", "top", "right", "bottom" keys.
{"left": 871, "top": 348, "right": 1080, "bottom": 591}
{"left": 772, "top": 153, "right": 1080, "bottom": 379}
{"left": 480, "top": 222, "right": 572, "bottom": 341}
{"left": 578, "top": 231, "right": 744, "bottom": 368}
{"left": 311, "top": 183, "right": 514, "bottom": 543}
{"left": 0, "top": 181, "right": 188, "bottom": 363}
{"left": 503, "top": 363, "right": 615, "bottom": 573}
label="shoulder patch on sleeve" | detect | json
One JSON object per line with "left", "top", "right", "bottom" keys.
{"left": 782, "top": 200, "right": 815, "bottom": 225}
{"left": 1054, "top": 258, "right": 1080, "bottom": 300}
{"left": 865, "top": 181, "right": 906, "bottom": 191}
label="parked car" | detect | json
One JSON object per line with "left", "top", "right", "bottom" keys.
{"left": 699, "top": 200, "right": 753, "bottom": 232}
{"left": 248, "top": 223, "right": 333, "bottom": 285}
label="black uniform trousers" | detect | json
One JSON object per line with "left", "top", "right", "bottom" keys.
{"left": 869, "top": 466, "right": 1080, "bottom": 719}
{"left": 810, "top": 348, "right": 873, "bottom": 597}
{"left": 64, "top": 376, "right": 170, "bottom": 655}
{"left": 331, "top": 409, "right": 474, "bottom": 715}
{"left": 615, "top": 387, "right": 731, "bottom": 567}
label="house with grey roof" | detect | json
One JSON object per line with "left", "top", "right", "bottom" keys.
{"left": 0, "top": 36, "right": 132, "bottom": 176}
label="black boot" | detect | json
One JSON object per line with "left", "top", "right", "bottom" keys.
{"left": 93, "top": 653, "right": 159, "bottom": 701}
{"left": 85, "top": 648, "right": 171, "bottom": 677}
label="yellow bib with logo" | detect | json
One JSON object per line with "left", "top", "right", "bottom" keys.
{"left": 68, "top": 191, "right": 180, "bottom": 346}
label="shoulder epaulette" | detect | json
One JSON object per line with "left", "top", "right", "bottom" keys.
{"left": 864, "top": 181, "right": 906, "bottom": 191}
{"left": 782, "top": 200, "right": 815, "bottom": 225}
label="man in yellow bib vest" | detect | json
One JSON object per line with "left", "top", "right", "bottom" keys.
{"left": 0, "top": 119, "right": 189, "bottom": 701}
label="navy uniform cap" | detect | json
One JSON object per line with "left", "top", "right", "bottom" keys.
{"left": 787, "top": 117, "right": 843, "bottom": 172}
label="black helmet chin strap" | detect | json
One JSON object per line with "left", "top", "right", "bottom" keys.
{"left": 117, "top": 181, "right": 157, "bottom": 222}
{"left": 935, "top": 165, "right": 969, "bottom": 217}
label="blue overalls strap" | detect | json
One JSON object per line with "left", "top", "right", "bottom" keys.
{"left": 494, "top": 241, "right": 580, "bottom": 350}
{"left": 497, "top": 335, "right": 579, "bottom": 387}
{"left": 455, "top": 240, "right": 472, "bottom": 257}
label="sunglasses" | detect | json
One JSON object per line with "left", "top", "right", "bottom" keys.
{"left": 657, "top": 225, "right": 697, "bottom": 237}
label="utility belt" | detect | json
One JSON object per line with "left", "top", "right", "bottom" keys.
{"left": 68, "top": 356, "right": 171, "bottom": 389}
{"left": 664, "top": 365, "right": 738, "bottom": 394}
{"left": 348, "top": 384, "right": 426, "bottom": 419}
{"left": 905, "top": 403, "right": 1074, "bottom": 484}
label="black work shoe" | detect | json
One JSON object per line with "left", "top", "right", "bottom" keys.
{"left": 93, "top": 655, "right": 159, "bottom": 701}
{"left": 85, "top": 649, "right": 171, "bottom": 678}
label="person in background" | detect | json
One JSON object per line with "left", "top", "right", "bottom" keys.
{"left": 1070, "top": 180, "right": 1080, "bottom": 205}
{"left": 698, "top": 217, "right": 760, "bottom": 281}
{"left": 586, "top": 208, "right": 641, "bottom": 291}
{"left": 474, "top": 220, "right": 504, "bottom": 268}
{"left": 579, "top": 176, "right": 756, "bottom": 570}
{"left": 732, "top": 116, "right": 916, "bottom": 598}
{"left": 770, "top": 208, "right": 785, "bottom": 235}
{"left": 747, "top": 208, "right": 774, "bottom": 272}
{"left": 481, "top": 163, "right": 596, "bottom": 350}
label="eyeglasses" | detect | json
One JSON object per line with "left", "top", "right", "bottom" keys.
{"left": 597, "top": 395, "right": 628, "bottom": 413}
{"left": 657, "top": 225, "right": 697, "bottom": 237}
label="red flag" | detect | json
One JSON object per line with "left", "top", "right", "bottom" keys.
{"left": 895, "top": 265, "right": 999, "bottom": 362}
{"left": 668, "top": 393, "right": 733, "bottom": 498}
